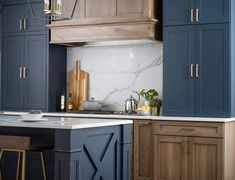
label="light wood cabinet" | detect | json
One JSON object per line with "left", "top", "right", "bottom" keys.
{"left": 133, "top": 120, "right": 153, "bottom": 180}
{"left": 154, "top": 136, "right": 188, "bottom": 180}
{"left": 133, "top": 120, "right": 235, "bottom": 180}
{"left": 48, "top": 0, "right": 162, "bottom": 44}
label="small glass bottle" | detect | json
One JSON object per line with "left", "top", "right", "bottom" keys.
{"left": 67, "top": 93, "right": 74, "bottom": 111}
{"left": 60, "top": 91, "right": 65, "bottom": 112}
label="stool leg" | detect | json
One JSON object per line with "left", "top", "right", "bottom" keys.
{"left": 16, "top": 152, "right": 21, "bottom": 180}
{"left": 40, "top": 152, "right": 47, "bottom": 180}
{"left": 21, "top": 151, "right": 26, "bottom": 180}
{"left": 0, "top": 150, "right": 4, "bottom": 180}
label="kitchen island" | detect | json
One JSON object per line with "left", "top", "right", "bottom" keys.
{"left": 0, "top": 115, "right": 132, "bottom": 180}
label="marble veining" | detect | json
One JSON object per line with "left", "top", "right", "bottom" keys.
{"left": 67, "top": 42, "right": 163, "bottom": 111}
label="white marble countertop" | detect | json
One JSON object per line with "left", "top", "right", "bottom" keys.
{"left": 0, "top": 115, "right": 132, "bottom": 129}
{"left": 1, "top": 111, "right": 235, "bottom": 123}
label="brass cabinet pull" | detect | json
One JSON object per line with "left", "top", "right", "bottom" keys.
{"left": 196, "top": 64, "right": 199, "bottom": 77}
{"left": 19, "top": 67, "right": 23, "bottom": 79}
{"left": 190, "top": 64, "right": 194, "bottom": 78}
{"left": 196, "top": 9, "right": 199, "bottom": 22}
{"left": 190, "top": 9, "right": 194, "bottom": 22}
{"left": 23, "top": 67, "right": 27, "bottom": 78}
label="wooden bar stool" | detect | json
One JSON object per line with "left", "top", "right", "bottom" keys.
{"left": 0, "top": 135, "right": 48, "bottom": 180}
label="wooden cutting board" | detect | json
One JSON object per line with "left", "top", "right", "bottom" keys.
{"left": 68, "top": 60, "right": 88, "bottom": 110}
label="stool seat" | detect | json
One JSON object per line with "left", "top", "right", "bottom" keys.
{"left": 0, "top": 135, "right": 49, "bottom": 180}
{"left": 0, "top": 135, "right": 49, "bottom": 150}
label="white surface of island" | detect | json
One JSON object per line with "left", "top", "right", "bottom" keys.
{"left": 0, "top": 115, "right": 132, "bottom": 129}
{"left": 1, "top": 111, "right": 235, "bottom": 122}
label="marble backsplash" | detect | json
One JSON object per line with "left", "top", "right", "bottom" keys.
{"left": 67, "top": 42, "right": 163, "bottom": 111}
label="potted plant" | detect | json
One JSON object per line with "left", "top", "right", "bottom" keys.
{"left": 139, "top": 89, "right": 162, "bottom": 116}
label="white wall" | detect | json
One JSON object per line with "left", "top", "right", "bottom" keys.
{"left": 67, "top": 42, "right": 163, "bottom": 111}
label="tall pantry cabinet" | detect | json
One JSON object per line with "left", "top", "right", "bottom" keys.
{"left": 1, "top": 0, "right": 67, "bottom": 111}
{"left": 163, "top": 0, "right": 235, "bottom": 117}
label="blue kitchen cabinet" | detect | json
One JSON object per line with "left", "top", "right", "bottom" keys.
{"left": 1, "top": 1, "right": 67, "bottom": 111}
{"left": 2, "top": 36, "right": 24, "bottom": 110}
{"left": 23, "top": 35, "right": 47, "bottom": 110}
{"left": 163, "top": 24, "right": 230, "bottom": 117}
{"left": 163, "top": 26, "right": 196, "bottom": 116}
{"left": 195, "top": 24, "right": 229, "bottom": 117}
{"left": 3, "top": 1, "right": 46, "bottom": 34}
{"left": 164, "top": 0, "right": 229, "bottom": 26}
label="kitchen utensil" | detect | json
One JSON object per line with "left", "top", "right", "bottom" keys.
{"left": 68, "top": 60, "right": 89, "bottom": 111}
{"left": 124, "top": 91, "right": 140, "bottom": 114}
{"left": 20, "top": 114, "right": 43, "bottom": 120}
{"left": 83, "top": 98, "right": 102, "bottom": 111}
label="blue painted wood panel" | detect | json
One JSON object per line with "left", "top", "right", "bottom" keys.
{"left": 2, "top": 36, "right": 24, "bottom": 109}
{"left": 163, "top": 0, "right": 195, "bottom": 26}
{"left": 195, "top": 24, "right": 229, "bottom": 117}
{"left": 196, "top": 0, "right": 229, "bottom": 24}
{"left": 24, "top": 1, "right": 47, "bottom": 32}
{"left": 2, "top": 4, "right": 25, "bottom": 33}
{"left": 164, "top": 0, "right": 229, "bottom": 26}
{"left": 23, "top": 34, "right": 47, "bottom": 110}
{"left": 163, "top": 26, "right": 196, "bottom": 116}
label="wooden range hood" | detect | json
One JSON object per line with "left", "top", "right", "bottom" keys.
{"left": 48, "top": 0, "right": 162, "bottom": 45}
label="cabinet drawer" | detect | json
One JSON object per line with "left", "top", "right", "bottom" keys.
{"left": 153, "top": 121, "right": 224, "bottom": 138}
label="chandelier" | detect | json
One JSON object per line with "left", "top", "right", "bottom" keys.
{"left": 27, "top": 0, "right": 78, "bottom": 21}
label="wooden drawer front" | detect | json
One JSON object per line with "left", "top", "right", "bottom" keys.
{"left": 153, "top": 121, "right": 224, "bottom": 138}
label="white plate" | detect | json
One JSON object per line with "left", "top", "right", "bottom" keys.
{"left": 20, "top": 118, "right": 48, "bottom": 122}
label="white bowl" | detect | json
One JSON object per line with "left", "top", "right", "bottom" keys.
{"left": 20, "top": 113, "right": 43, "bottom": 120}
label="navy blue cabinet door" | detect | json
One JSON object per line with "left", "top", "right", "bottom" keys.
{"left": 196, "top": 0, "right": 229, "bottom": 24}
{"left": 24, "top": 2, "right": 47, "bottom": 32}
{"left": 164, "top": 0, "right": 229, "bottom": 26}
{"left": 23, "top": 35, "right": 47, "bottom": 110}
{"left": 195, "top": 24, "right": 229, "bottom": 117}
{"left": 2, "top": 36, "right": 24, "bottom": 110}
{"left": 163, "top": 26, "right": 196, "bottom": 116}
{"left": 163, "top": 0, "right": 195, "bottom": 26}
{"left": 2, "top": 4, "right": 25, "bottom": 33}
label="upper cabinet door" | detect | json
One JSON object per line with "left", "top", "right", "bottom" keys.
{"left": 163, "top": 0, "right": 195, "bottom": 26}
{"left": 163, "top": 26, "right": 196, "bottom": 116}
{"left": 23, "top": 35, "right": 47, "bottom": 110}
{"left": 2, "top": 36, "right": 24, "bottom": 110}
{"left": 3, "top": 4, "right": 25, "bottom": 33}
{"left": 24, "top": 2, "right": 47, "bottom": 32}
{"left": 195, "top": 0, "right": 229, "bottom": 24}
{"left": 195, "top": 24, "right": 229, "bottom": 117}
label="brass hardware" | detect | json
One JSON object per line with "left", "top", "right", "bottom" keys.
{"left": 0, "top": 149, "right": 47, "bottom": 180}
{"left": 16, "top": 152, "right": 21, "bottom": 180}
{"left": 196, "top": 64, "right": 199, "bottom": 77}
{"left": 196, "top": 9, "right": 199, "bottom": 22}
{"left": 190, "top": 9, "right": 194, "bottom": 22}
{"left": 190, "top": 64, "right": 194, "bottom": 78}
{"left": 40, "top": 152, "right": 47, "bottom": 180}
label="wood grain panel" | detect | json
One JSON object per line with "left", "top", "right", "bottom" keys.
{"left": 154, "top": 135, "right": 188, "bottom": 180}
{"left": 84, "top": 0, "right": 116, "bottom": 17}
{"left": 117, "top": 0, "right": 144, "bottom": 16}
{"left": 188, "top": 137, "right": 223, "bottom": 180}
{"left": 133, "top": 120, "right": 153, "bottom": 180}
{"left": 153, "top": 121, "right": 224, "bottom": 138}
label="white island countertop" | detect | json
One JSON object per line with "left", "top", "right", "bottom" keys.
{"left": 1, "top": 111, "right": 235, "bottom": 123}
{"left": 0, "top": 115, "right": 132, "bottom": 129}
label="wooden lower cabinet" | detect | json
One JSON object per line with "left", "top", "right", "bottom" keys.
{"left": 154, "top": 136, "right": 223, "bottom": 180}
{"left": 133, "top": 120, "right": 235, "bottom": 180}
{"left": 133, "top": 120, "right": 153, "bottom": 180}
{"left": 154, "top": 136, "right": 188, "bottom": 180}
